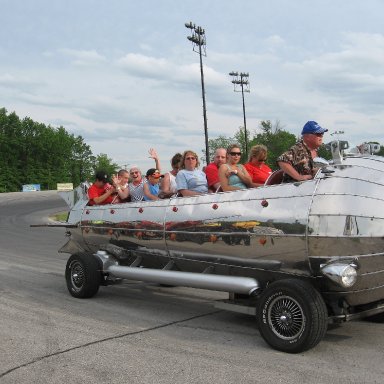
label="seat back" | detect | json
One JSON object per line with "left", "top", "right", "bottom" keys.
{"left": 264, "top": 169, "right": 284, "bottom": 186}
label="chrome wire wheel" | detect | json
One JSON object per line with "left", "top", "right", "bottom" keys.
{"left": 268, "top": 295, "right": 305, "bottom": 340}
{"left": 256, "top": 279, "right": 328, "bottom": 353}
{"left": 69, "top": 260, "right": 85, "bottom": 292}
{"left": 65, "top": 253, "right": 101, "bottom": 298}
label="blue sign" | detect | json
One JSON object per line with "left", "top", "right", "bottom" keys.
{"left": 22, "top": 184, "right": 41, "bottom": 192}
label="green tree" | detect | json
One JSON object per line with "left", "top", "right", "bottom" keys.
{"left": 71, "top": 136, "right": 95, "bottom": 185}
{"left": 202, "top": 135, "right": 235, "bottom": 164}
{"left": 93, "top": 154, "right": 119, "bottom": 177}
{"left": 250, "top": 120, "right": 296, "bottom": 170}
{"left": 0, "top": 108, "right": 111, "bottom": 191}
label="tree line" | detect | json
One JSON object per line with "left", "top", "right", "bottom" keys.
{"left": 0, "top": 108, "right": 117, "bottom": 192}
{"left": 1, "top": 108, "right": 382, "bottom": 192}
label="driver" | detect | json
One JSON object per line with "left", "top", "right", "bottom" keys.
{"left": 277, "top": 121, "right": 328, "bottom": 183}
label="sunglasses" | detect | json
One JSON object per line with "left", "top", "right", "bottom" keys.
{"left": 130, "top": 171, "right": 139, "bottom": 175}
{"left": 230, "top": 152, "right": 242, "bottom": 156}
{"left": 185, "top": 156, "right": 196, "bottom": 160}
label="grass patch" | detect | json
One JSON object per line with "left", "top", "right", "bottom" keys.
{"left": 50, "top": 211, "right": 69, "bottom": 222}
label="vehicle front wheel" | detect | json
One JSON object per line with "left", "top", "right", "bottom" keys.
{"left": 65, "top": 253, "right": 101, "bottom": 298}
{"left": 256, "top": 279, "right": 328, "bottom": 353}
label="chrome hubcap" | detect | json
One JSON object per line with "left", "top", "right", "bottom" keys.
{"left": 70, "top": 261, "right": 85, "bottom": 291}
{"left": 268, "top": 295, "right": 305, "bottom": 340}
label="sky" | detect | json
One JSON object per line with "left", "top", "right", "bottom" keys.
{"left": 1, "top": 0, "right": 383, "bottom": 172}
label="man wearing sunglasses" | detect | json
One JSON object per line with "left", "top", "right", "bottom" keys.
{"left": 277, "top": 121, "right": 328, "bottom": 183}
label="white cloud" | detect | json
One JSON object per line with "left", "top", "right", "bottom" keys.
{"left": 0, "top": 73, "right": 41, "bottom": 90}
{"left": 291, "top": 32, "right": 384, "bottom": 113}
{"left": 57, "top": 48, "right": 107, "bottom": 66}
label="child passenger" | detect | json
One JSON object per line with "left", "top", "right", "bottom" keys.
{"left": 143, "top": 168, "right": 162, "bottom": 201}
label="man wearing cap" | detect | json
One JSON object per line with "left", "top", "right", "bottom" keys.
{"left": 277, "top": 121, "right": 328, "bottom": 183}
{"left": 143, "top": 168, "right": 162, "bottom": 201}
{"left": 87, "top": 170, "right": 116, "bottom": 205}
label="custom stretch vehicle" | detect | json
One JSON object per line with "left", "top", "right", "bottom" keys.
{"left": 50, "top": 141, "right": 384, "bottom": 353}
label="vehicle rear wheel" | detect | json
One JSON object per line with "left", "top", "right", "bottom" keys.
{"left": 65, "top": 253, "right": 101, "bottom": 298}
{"left": 256, "top": 279, "right": 328, "bottom": 353}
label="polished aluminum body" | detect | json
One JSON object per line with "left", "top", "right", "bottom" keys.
{"left": 60, "top": 148, "right": 384, "bottom": 316}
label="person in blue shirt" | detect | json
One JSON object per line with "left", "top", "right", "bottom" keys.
{"left": 143, "top": 168, "right": 162, "bottom": 201}
{"left": 176, "top": 150, "right": 208, "bottom": 197}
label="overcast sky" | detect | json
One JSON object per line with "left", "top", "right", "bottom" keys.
{"left": 1, "top": 0, "right": 383, "bottom": 172}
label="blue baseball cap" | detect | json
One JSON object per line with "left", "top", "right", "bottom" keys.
{"left": 301, "top": 121, "right": 328, "bottom": 135}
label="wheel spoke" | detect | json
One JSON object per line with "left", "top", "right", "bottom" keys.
{"left": 71, "top": 261, "right": 85, "bottom": 291}
{"left": 268, "top": 295, "right": 305, "bottom": 340}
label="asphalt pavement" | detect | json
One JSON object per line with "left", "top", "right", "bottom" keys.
{"left": 0, "top": 191, "right": 383, "bottom": 384}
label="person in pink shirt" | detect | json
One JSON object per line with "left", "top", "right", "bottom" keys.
{"left": 244, "top": 145, "right": 272, "bottom": 187}
{"left": 204, "top": 148, "right": 227, "bottom": 192}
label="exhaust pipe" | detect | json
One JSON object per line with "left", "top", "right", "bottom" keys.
{"left": 106, "top": 265, "right": 260, "bottom": 295}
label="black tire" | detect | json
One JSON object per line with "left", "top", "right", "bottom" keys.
{"left": 256, "top": 279, "right": 328, "bottom": 353}
{"left": 65, "top": 253, "right": 101, "bottom": 298}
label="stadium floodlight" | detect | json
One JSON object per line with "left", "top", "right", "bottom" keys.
{"left": 185, "top": 21, "right": 209, "bottom": 164}
{"left": 229, "top": 71, "right": 251, "bottom": 158}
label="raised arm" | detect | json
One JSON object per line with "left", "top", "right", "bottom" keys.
{"left": 111, "top": 174, "right": 129, "bottom": 200}
{"left": 149, "top": 148, "right": 161, "bottom": 172}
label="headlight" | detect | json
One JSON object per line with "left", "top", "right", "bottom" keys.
{"left": 320, "top": 263, "right": 358, "bottom": 288}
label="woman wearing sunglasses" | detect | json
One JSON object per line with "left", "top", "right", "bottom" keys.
{"left": 128, "top": 148, "right": 161, "bottom": 201}
{"left": 175, "top": 150, "right": 208, "bottom": 197}
{"left": 219, "top": 144, "right": 252, "bottom": 191}
{"left": 244, "top": 144, "right": 272, "bottom": 187}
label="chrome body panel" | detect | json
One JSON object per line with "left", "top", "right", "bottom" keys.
{"left": 61, "top": 153, "right": 384, "bottom": 312}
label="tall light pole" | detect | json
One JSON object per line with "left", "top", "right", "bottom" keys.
{"left": 229, "top": 71, "right": 250, "bottom": 159}
{"left": 185, "top": 21, "right": 209, "bottom": 164}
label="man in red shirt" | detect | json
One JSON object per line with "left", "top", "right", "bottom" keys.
{"left": 87, "top": 171, "right": 116, "bottom": 205}
{"left": 204, "top": 148, "right": 227, "bottom": 192}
